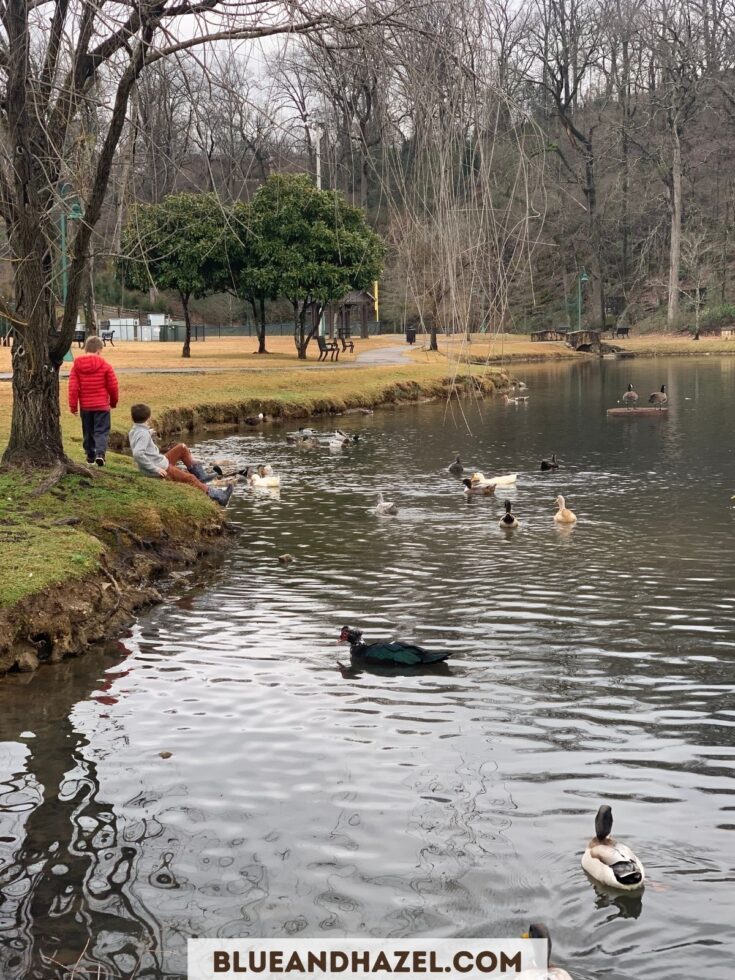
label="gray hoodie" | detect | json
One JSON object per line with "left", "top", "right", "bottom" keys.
{"left": 128, "top": 422, "right": 168, "bottom": 476}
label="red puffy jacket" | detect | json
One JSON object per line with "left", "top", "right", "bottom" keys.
{"left": 68, "top": 354, "right": 119, "bottom": 413}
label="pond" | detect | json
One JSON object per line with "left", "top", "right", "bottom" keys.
{"left": 1, "top": 356, "right": 734, "bottom": 979}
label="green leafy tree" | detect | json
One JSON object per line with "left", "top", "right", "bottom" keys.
{"left": 249, "top": 174, "right": 384, "bottom": 359}
{"left": 119, "top": 194, "right": 230, "bottom": 358}
{"left": 228, "top": 201, "right": 277, "bottom": 355}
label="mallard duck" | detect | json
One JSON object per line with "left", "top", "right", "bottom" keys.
{"left": 622, "top": 383, "right": 638, "bottom": 408}
{"left": 499, "top": 500, "right": 519, "bottom": 528}
{"left": 648, "top": 383, "right": 668, "bottom": 408}
{"left": 374, "top": 492, "right": 398, "bottom": 515}
{"left": 581, "top": 805, "right": 645, "bottom": 891}
{"left": 554, "top": 494, "right": 577, "bottom": 523}
{"left": 249, "top": 464, "right": 281, "bottom": 488}
{"left": 520, "top": 923, "right": 572, "bottom": 979}
{"left": 474, "top": 471, "right": 517, "bottom": 487}
{"left": 540, "top": 453, "right": 559, "bottom": 471}
{"left": 512, "top": 380, "right": 528, "bottom": 391}
{"left": 245, "top": 412, "right": 265, "bottom": 426}
{"left": 463, "top": 478, "right": 495, "bottom": 496}
{"left": 335, "top": 429, "right": 360, "bottom": 443}
{"left": 503, "top": 394, "right": 519, "bottom": 405}
{"left": 448, "top": 455, "right": 464, "bottom": 475}
{"left": 338, "top": 626, "right": 450, "bottom": 666}
{"left": 278, "top": 554, "right": 295, "bottom": 564}
{"left": 329, "top": 436, "right": 350, "bottom": 451}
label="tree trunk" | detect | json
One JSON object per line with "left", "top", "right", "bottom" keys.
{"left": 294, "top": 300, "right": 306, "bottom": 359}
{"left": 83, "top": 255, "right": 98, "bottom": 336}
{"left": 667, "top": 129, "right": 683, "bottom": 327}
{"left": 258, "top": 296, "right": 268, "bottom": 354}
{"left": 181, "top": 293, "right": 192, "bottom": 358}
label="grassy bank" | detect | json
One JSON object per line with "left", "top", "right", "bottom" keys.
{"left": 0, "top": 455, "right": 225, "bottom": 674}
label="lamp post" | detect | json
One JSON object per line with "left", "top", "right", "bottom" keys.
{"left": 577, "top": 270, "right": 590, "bottom": 331}
{"left": 58, "top": 183, "right": 84, "bottom": 361}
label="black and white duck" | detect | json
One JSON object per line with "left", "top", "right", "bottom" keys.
{"left": 581, "top": 805, "right": 645, "bottom": 891}
{"left": 498, "top": 500, "right": 519, "bottom": 528}
{"left": 338, "top": 626, "right": 450, "bottom": 666}
{"left": 540, "top": 453, "right": 559, "bottom": 471}
{"left": 648, "top": 384, "right": 668, "bottom": 408}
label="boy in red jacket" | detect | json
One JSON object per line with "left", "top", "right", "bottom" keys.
{"left": 68, "top": 336, "right": 119, "bottom": 466}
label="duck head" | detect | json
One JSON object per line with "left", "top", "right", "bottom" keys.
{"left": 339, "top": 626, "right": 363, "bottom": 646}
{"left": 462, "top": 479, "right": 473, "bottom": 489}
{"left": 522, "top": 923, "right": 552, "bottom": 961}
{"left": 595, "top": 804, "right": 613, "bottom": 839}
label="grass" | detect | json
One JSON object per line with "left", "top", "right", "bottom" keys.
{"left": 0, "top": 455, "right": 221, "bottom": 610}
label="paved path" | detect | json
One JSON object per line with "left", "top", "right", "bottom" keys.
{"left": 0, "top": 344, "right": 413, "bottom": 381}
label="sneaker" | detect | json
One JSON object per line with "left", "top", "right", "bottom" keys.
{"left": 86, "top": 457, "right": 95, "bottom": 465}
{"left": 95, "top": 456, "right": 105, "bottom": 467}
{"left": 207, "top": 485, "right": 234, "bottom": 507}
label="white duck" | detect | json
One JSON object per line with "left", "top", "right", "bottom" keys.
{"left": 472, "top": 471, "right": 517, "bottom": 488}
{"left": 553, "top": 494, "right": 576, "bottom": 523}
{"left": 249, "top": 464, "right": 281, "bottom": 488}
{"left": 519, "top": 923, "right": 572, "bottom": 979}
{"left": 581, "top": 805, "right": 645, "bottom": 891}
{"left": 373, "top": 492, "right": 398, "bottom": 515}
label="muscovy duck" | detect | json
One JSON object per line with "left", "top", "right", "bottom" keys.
{"left": 339, "top": 626, "right": 450, "bottom": 666}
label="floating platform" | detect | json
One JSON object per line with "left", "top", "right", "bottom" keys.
{"left": 606, "top": 407, "right": 669, "bottom": 416}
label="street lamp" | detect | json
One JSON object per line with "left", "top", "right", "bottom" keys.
{"left": 577, "top": 269, "right": 590, "bottom": 332}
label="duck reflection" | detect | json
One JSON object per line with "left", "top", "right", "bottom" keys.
{"left": 587, "top": 877, "right": 644, "bottom": 920}
{"left": 0, "top": 648, "right": 162, "bottom": 979}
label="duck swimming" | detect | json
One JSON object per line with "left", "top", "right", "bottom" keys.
{"left": 622, "top": 383, "right": 638, "bottom": 408}
{"left": 473, "top": 471, "right": 517, "bottom": 487}
{"left": 448, "top": 455, "right": 464, "bottom": 475}
{"left": 648, "top": 383, "right": 668, "bottom": 408}
{"left": 463, "top": 478, "right": 495, "bottom": 496}
{"left": 520, "top": 923, "right": 572, "bottom": 979}
{"left": 244, "top": 412, "right": 265, "bottom": 426}
{"left": 540, "top": 453, "right": 559, "bottom": 471}
{"left": 338, "top": 626, "right": 450, "bottom": 666}
{"left": 373, "top": 492, "right": 398, "bottom": 515}
{"left": 249, "top": 464, "right": 281, "bottom": 488}
{"left": 581, "top": 805, "right": 645, "bottom": 891}
{"left": 498, "top": 500, "right": 519, "bottom": 528}
{"left": 554, "top": 494, "right": 577, "bottom": 523}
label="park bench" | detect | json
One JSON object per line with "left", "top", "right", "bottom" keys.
{"left": 100, "top": 329, "right": 115, "bottom": 346}
{"left": 73, "top": 329, "right": 86, "bottom": 348}
{"left": 317, "top": 335, "right": 339, "bottom": 361}
{"left": 338, "top": 329, "right": 354, "bottom": 353}
{"left": 611, "top": 326, "right": 631, "bottom": 339}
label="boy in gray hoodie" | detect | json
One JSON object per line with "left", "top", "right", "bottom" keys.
{"left": 128, "top": 404, "right": 232, "bottom": 506}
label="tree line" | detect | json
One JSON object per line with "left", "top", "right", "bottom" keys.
{"left": 120, "top": 175, "right": 383, "bottom": 359}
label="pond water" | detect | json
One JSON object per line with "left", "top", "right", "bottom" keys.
{"left": 1, "top": 356, "right": 734, "bottom": 979}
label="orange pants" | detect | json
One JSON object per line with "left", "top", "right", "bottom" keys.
{"left": 164, "top": 444, "right": 207, "bottom": 494}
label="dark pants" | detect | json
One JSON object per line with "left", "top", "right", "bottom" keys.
{"left": 80, "top": 410, "right": 111, "bottom": 461}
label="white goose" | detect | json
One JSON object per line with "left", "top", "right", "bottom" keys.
{"left": 373, "top": 492, "right": 398, "bottom": 515}
{"left": 582, "top": 805, "right": 645, "bottom": 891}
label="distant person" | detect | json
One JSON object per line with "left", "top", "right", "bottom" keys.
{"left": 68, "top": 335, "right": 119, "bottom": 466}
{"left": 128, "top": 404, "right": 233, "bottom": 507}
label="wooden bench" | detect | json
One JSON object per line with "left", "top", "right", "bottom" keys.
{"left": 611, "top": 326, "right": 631, "bottom": 339}
{"left": 317, "top": 335, "right": 339, "bottom": 361}
{"left": 73, "top": 329, "right": 86, "bottom": 348}
{"left": 338, "top": 331, "right": 354, "bottom": 353}
{"left": 100, "top": 329, "right": 115, "bottom": 346}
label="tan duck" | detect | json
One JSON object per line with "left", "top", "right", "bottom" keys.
{"left": 553, "top": 494, "right": 577, "bottom": 524}
{"left": 581, "top": 805, "right": 645, "bottom": 891}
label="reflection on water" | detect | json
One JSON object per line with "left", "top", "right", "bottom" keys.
{"left": 1, "top": 357, "right": 734, "bottom": 979}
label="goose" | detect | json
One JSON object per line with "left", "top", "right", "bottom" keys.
{"left": 554, "top": 494, "right": 577, "bottom": 523}
{"left": 540, "top": 453, "right": 559, "bottom": 471}
{"left": 374, "top": 492, "right": 398, "bottom": 515}
{"left": 448, "top": 455, "right": 464, "bottom": 475}
{"left": 648, "top": 383, "right": 668, "bottom": 408}
{"left": 339, "top": 626, "right": 450, "bottom": 666}
{"left": 249, "top": 464, "right": 281, "bottom": 488}
{"left": 581, "top": 805, "right": 645, "bottom": 891}
{"left": 463, "top": 478, "right": 495, "bottom": 496}
{"left": 473, "top": 471, "right": 517, "bottom": 487}
{"left": 520, "top": 923, "right": 572, "bottom": 980}
{"left": 498, "top": 500, "right": 519, "bottom": 528}
{"left": 622, "top": 383, "right": 638, "bottom": 408}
